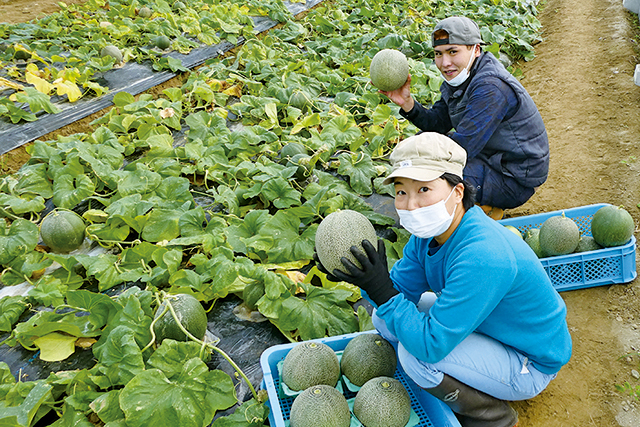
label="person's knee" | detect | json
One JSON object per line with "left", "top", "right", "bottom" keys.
{"left": 397, "top": 344, "right": 443, "bottom": 389}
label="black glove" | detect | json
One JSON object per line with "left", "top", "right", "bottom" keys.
{"left": 331, "top": 239, "right": 399, "bottom": 307}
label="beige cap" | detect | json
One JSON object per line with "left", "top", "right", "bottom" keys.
{"left": 383, "top": 132, "right": 467, "bottom": 185}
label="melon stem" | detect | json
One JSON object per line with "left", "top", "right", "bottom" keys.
{"left": 153, "top": 292, "right": 259, "bottom": 401}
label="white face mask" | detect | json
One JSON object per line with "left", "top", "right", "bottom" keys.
{"left": 397, "top": 188, "right": 457, "bottom": 239}
{"left": 444, "top": 45, "right": 477, "bottom": 87}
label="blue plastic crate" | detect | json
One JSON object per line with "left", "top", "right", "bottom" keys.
{"left": 499, "top": 203, "right": 637, "bottom": 292}
{"left": 260, "top": 331, "right": 461, "bottom": 427}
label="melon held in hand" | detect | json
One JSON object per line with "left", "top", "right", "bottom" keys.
{"left": 315, "top": 209, "right": 377, "bottom": 275}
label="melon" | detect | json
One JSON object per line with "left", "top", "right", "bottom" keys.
{"left": 289, "top": 90, "right": 310, "bottom": 110}
{"left": 173, "top": 1, "right": 186, "bottom": 11}
{"left": 289, "top": 385, "right": 351, "bottom": 427}
{"left": 369, "top": 49, "right": 409, "bottom": 91}
{"left": 153, "top": 294, "right": 208, "bottom": 342}
{"left": 14, "top": 49, "right": 30, "bottom": 60}
{"left": 574, "top": 235, "right": 602, "bottom": 253}
{"left": 281, "top": 341, "right": 341, "bottom": 391}
{"left": 353, "top": 376, "right": 412, "bottom": 427}
{"left": 315, "top": 210, "right": 378, "bottom": 275}
{"left": 524, "top": 228, "right": 544, "bottom": 258}
{"left": 504, "top": 225, "right": 522, "bottom": 239}
{"left": 100, "top": 45, "right": 123, "bottom": 63}
{"left": 340, "top": 333, "right": 397, "bottom": 387}
{"left": 539, "top": 213, "right": 580, "bottom": 256}
{"left": 138, "top": 6, "right": 153, "bottom": 18}
{"left": 590, "top": 205, "right": 635, "bottom": 247}
{"left": 286, "top": 153, "right": 312, "bottom": 180}
{"left": 153, "top": 35, "right": 171, "bottom": 50}
{"left": 40, "top": 210, "right": 86, "bottom": 254}
{"left": 279, "top": 142, "right": 308, "bottom": 164}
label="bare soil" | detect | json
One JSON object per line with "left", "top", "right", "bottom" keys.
{"left": 3, "top": 0, "right": 640, "bottom": 426}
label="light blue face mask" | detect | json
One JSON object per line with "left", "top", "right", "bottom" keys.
{"left": 444, "top": 45, "right": 477, "bottom": 87}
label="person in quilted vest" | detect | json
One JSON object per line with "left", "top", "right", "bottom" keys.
{"left": 380, "top": 16, "right": 549, "bottom": 220}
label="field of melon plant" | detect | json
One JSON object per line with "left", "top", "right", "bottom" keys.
{"left": 0, "top": 0, "right": 544, "bottom": 425}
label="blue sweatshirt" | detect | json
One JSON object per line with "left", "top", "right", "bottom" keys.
{"left": 378, "top": 206, "right": 572, "bottom": 375}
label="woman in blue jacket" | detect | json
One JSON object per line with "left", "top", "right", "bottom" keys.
{"left": 317, "top": 132, "right": 572, "bottom": 427}
{"left": 381, "top": 16, "right": 549, "bottom": 220}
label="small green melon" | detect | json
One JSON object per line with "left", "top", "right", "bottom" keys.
{"left": 281, "top": 341, "right": 341, "bottom": 391}
{"left": 153, "top": 35, "right": 171, "bottom": 50}
{"left": 289, "top": 90, "right": 310, "bottom": 110}
{"left": 100, "top": 45, "right": 123, "bottom": 63}
{"left": 173, "top": 1, "right": 186, "bottom": 11}
{"left": 153, "top": 294, "right": 208, "bottom": 342}
{"left": 574, "top": 235, "right": 603, "bottom": 253}
{"left": 524, "top": 228, "right": 544, "bottom": 258}
{"left": 138, "top": 6, "right": 153, "bottom": 18}
{"left": 539, "top": 213, "right": 580, "bottom": 257}
{"left": 289, "top": 385, "right": 351, "bottom": 427}
{"left": 369, "top": 49, "right": 409, "bottom": 91}
{"left": 286, "top": 153, "right": 312, "bottom": 180}
{"left": 341, "top": 333, "right": 397, "bottom": 387}
{"left": 504, "top": 225, "right": 522, "bottom": 239}
{"left": 40, "top": 210, "right": 86, "bottom": 254}
{"left": 315, "top": 210, "right": 378, "bottom": 275}
{"left": 590, "top": 205, "right": 635, "bottom": 247}
{"left": 353, "top": 376, "right": 412, "bottom": 427}
{"left": 279, "top": 142, "right": 308, "bottom": 164}
{"left": 14, "top": 49, "right": 30, "bottom": 60}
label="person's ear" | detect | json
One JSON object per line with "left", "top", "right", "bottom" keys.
{"left": 454, "top": 182, "right": 465, "bottom": 203}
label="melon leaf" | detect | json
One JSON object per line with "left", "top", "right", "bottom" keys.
{"left": 276, "top": 282, "right": 359, "bottom": 340}
{"left": 119, "top": 361, "right": 236, "bottom": 427}
{"left": 0, "top": 296, "right": 27, "bottom": 333}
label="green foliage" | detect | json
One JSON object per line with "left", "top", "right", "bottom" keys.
{"left": 0, "top": 0, "right": 545, "bottom": 425}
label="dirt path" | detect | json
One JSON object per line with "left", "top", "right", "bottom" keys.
{"left": 508, "top": 0, "right": 640, "bottom": 425}
{"left": 2, "top": 0, "right": 640, "bottom": 426}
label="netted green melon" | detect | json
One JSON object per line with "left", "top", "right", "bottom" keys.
{"left": 289, "top": 385, "right": 351, "bottom": 427}
{"left": 315, "top": 210, "right": 378, "bottom": 275}
{"left": 353, "top": 376, "right": 412, "bottom": 427}
{"left": 369, "top": 49, "right": 409, "bottom": 91}
{"left": 281, "top": 341, "right": 340, "bottom": 391}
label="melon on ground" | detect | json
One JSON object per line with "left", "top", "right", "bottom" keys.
{"left": 40, "top": 210, "right": 86, "bottom": 254}
{"left": 281, "top": 341, "right": 340, "bottom": 391}
{"left": 340, "top": 333, "right": 397, "bottom": 387}
{"left": 138, "top": 6, "right": 153, "bottom": 18}
{"left": 539, "top": 213, "right": 580, "bottom": 256}
{"left": 289, "top": 385, "right": 351, "bottom": 427}
{"left": 315, "top": 210, "right": 378, "bottom": 275}
{"left": 153, "top": 35, "right": 171, "bottom": 50}
{"left": 153, "top": 294, "right": 208, "bottom": 342}
{"left": 369, "top": 49, "right": 409, "bottom": 91}
{"left": 353, "top": 376, "right": 412, "bottom": 427}
{"left": 101, "top": 45, "right": 123, "bottom": 63}
{"left": 590, "top": 205, "right": 635, "bottom": 247}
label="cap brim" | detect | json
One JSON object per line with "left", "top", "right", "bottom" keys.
{"left": 382, "top": 167, "right": 445, "bottom": 186}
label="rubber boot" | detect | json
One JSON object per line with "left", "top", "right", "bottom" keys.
{"left": 479, "top": 205, "right": 505, "bottom": 220}
{"left": 424, "top": 374, "right": 518, "bottom": 427}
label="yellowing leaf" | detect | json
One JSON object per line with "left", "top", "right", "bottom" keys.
{"left": 0, "top": 77, "right": 24, "bottom": 91}
{"left": 75, "top": 337, "right": 97, "bottom": 348}
{"left": 222, "top": 83, "right": 243, "bottom": 98}
{"left": 53, "top": 79, "right": 83, "bottom": 102}
{"left": 26, "top": 71, "right": 54, "bottom": 95}
{"left": 33, "top": 332, "right": 77, "bottom": 362}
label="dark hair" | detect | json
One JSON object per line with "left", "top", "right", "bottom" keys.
{"left": 441, "top": 173, "right": 476, "bottom": 211}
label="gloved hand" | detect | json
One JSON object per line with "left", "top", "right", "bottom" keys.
{"left": 316, "top": 239, "right": 398, "bottom": 307}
